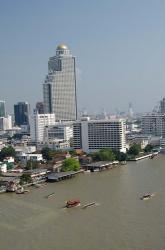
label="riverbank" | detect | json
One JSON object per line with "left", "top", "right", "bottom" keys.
{"left": 128, "top": 152, "right": 159, "bottom": 161}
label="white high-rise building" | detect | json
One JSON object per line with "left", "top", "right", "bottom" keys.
{"left": 43, "top": 44, "right": 77, "bottom": 121}
{"left": 30, "top": 112, "right": 56, "bottom": 143}
{"left": 73, "top": 117, "right": 126, "bottom": 153}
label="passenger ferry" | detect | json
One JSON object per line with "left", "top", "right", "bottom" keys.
{"left": 66, "top": 199, "right": 80, "bottom": 208}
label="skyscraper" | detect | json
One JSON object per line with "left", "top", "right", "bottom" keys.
{"left": 36, "top": 102, "right": 44, "bottom": 114}
{"left": 160, "top": 98, "right": 165, "bottom": 113}
{"left": 43, "top": 44, "right": 77, "bottom": 121}
{"left": 0, "top": 101, "right": 6, "bottom": 117}
{"left": 14, "top": 102, "right": 30, "bottom": 126}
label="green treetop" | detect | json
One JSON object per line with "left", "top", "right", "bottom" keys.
{"left": 61, "top": 158, "right": 80, "bottom": 172}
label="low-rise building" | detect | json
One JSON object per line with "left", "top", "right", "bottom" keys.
{"left": 17, "top": 153, "right": 43, "bottom": 163}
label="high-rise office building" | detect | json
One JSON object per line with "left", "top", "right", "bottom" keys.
{"left": 0, "top": 101, "right": 6, "bottom": 117}
{"left": 14, "top": 102, "right": 30, "bottom": 126}
{"left": 43, "top": 44, "right": 77, "bottom": 121}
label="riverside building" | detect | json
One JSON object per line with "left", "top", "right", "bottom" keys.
{"left": 43, "top": 44, "right": 77, "bottom": 121}
{"left": 73, "top": 117, "right": 126, "bottom": 153}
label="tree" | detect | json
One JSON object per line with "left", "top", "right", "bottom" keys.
{"left": 20, "top": 174, "right": 32, "bottom": 185}
{"left": 26, "top": 160, "right": 39, "bottom": 170}
{"left": 98, "top": 149, "right": 116, "bottom": 161}
{"left": 61, "top": 158, "right": 80, "bottom": 172}
{"left": 144, "top": 144, "right": 153, "bottom": 153}
{"left": 68, "top": 150, "right": 77, "bottom": 156}
{"left": 0, "top": 146, "right": 16, "bottom": 161}
{"left": 41, "top": 147, "right": 52, "bottom": 161}
{"left": 118, "top": 152, "right": 127, "bottom": 161}
{"left": 113, "top": 150, "right": 127, "bottom": 161}
{"left": 89, "top": 149, "right": 116, "bottom": 161}
{"left": 128, "top": 144, "right": 141, "bottom": 156}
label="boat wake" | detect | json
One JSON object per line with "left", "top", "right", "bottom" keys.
{"left": 81, "top": 202, "right": 100, "bottom": 209}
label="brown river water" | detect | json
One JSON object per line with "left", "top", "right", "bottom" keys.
{"left": 1, "top": 154, "right": 165, "bottom": 250}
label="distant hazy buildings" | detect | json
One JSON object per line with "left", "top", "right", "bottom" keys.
{"left": 43, "top": 44, "right": 77, "bottom": 121}
{"left": 14, "top": 102, "right": 30, "bottom": 126}
{"left": 0, "top": 101, "right": 6, "bottom": 117}
{"left": 128, "top": 102, "right": 134, "bottom": 118}
{"left": 0, "top": 101, "right": 12, "bottom": 131}
{"left": 73, "top": 117, "right": 126, "bottom": 153}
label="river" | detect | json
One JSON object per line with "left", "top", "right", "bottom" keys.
{"left": 1, "top": 154, "right": 165, "bottom": 250}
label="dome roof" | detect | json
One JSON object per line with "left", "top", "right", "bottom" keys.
{"left": 56, "top": 44, "right": 68, "bottom": 50}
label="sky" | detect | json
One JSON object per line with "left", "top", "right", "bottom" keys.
{"left": 1, "top": 0, "right": 165, "bottom": 115}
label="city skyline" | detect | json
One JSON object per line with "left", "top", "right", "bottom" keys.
{"left": 1, "top": 1, "right": 165, "bottom": 114}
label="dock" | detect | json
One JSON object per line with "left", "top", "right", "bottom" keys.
{"left": 47, "top": 171, "right": 76, "bottom": 182}
{"left": 84, "top": 161, "right": 119, "bottom": 172}
{"left": 129, "top": 152, "right": 159, "bottom": 161}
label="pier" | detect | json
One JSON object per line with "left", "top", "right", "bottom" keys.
{"left": 129, "top": 152, "right": 158, "bottom": 161}
{"left": 85, "top": 161, "right": 119, "bottom": 172}
{"left": 47, "top": 171, "right": 76, "bottom": 182}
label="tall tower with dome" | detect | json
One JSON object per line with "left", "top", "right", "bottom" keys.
{"left": 43, "top": 44, "right": 77, "bottom": 121}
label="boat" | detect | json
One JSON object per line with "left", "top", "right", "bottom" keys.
{"left": 15, "top": 186, "right": 29, "bottom": 194}
{"left": 66, "top": 199, "right": 80, "bottom": 208}
{"left": 120, "top": 161, "right": 127, "bottom": 165}
{"left": 82, "top": 202, "right": 96, "bottom": 209}
{"left": 16, "top": 189, "right": 25, "bottom": 194}
{"left": 84, "top": 170, "right": 91, "bottom": 173}
{"left": 47, "top": 192, "right": 55, "bottom": 198}
{"left": 0, "top": 186, "right": 6, "bottom": 193}
{"left": 140, "top": 193, "right": 154, "bottom": 200}
{"left": 93, "top": 169, "right": 100, "bottom": 172}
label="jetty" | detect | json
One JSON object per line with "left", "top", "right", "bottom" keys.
{"left": 47, "top": 171, "right": 76, "bottom": 182}
{"left": 84, "top": 161, "right": 119, "bottom": 172}
{"left": 129, "top": 152, "right": 159, "bottom": 161}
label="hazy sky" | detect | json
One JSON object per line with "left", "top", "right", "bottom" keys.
{"left": 1, "top": 0, "right": 165, "bottom": 115}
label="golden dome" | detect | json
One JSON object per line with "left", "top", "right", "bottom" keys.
{"left": 56, "top": 44, "right": 68, "bottom": 50}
